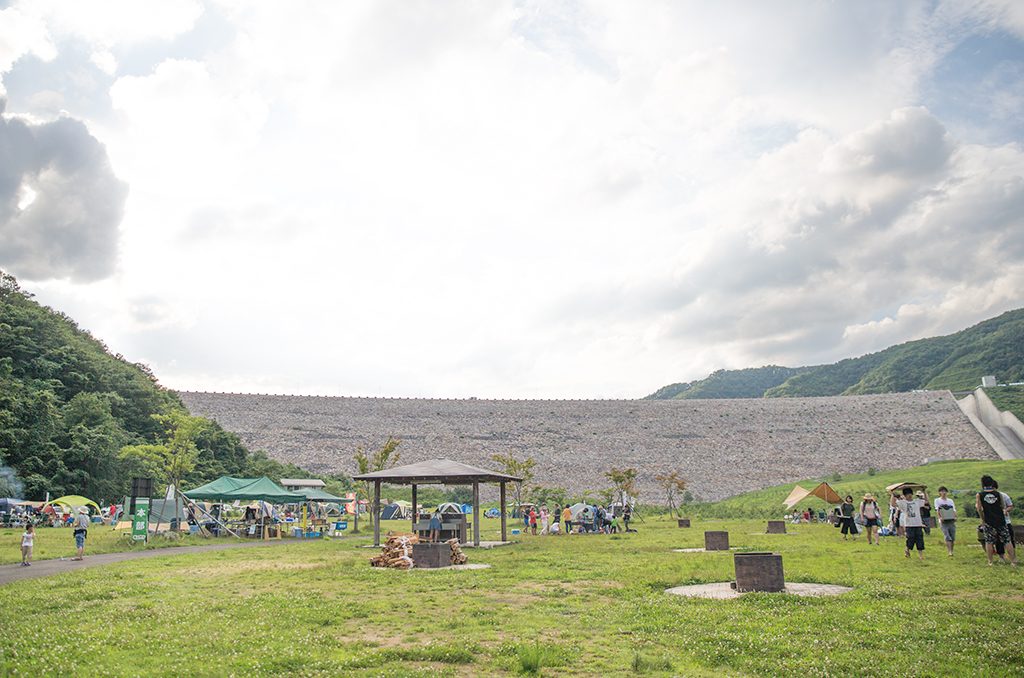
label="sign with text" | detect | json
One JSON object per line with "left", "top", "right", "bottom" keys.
{"left": 132, "top": 498, "right": 149, "bottom": 542}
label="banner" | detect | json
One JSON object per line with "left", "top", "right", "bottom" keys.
{"left": 132, "top": 497, "right": 150, "bottom": 542}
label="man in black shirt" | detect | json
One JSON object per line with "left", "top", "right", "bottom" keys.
{"left": 976, "top": 475, "right": 1017, "bottom": 566}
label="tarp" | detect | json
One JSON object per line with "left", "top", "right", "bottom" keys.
{"left": 184, "top": 476, "right": 303, "bottom": 503}
{"left": 44, "top": 495, "right": 101, "bottom": 513}
{"left": 783, "top": 482, "right": 843, "bottom": 509}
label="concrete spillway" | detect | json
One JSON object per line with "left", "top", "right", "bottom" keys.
{"left": 958, "top": 388, "right": 1024, "bottom": 460}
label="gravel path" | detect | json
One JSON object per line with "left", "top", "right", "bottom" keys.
{"left": 0, "top": 540, "right": 291, "bottom": 586}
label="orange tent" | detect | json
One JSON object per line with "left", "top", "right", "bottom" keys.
{"left": 783, "top": 482, "right": 843, "bottom": 509}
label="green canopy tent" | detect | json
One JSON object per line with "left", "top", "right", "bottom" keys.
{"left": 184, "top": 476, "right": 304, "bottom": 503}
{"left": 294, "top": 487, "right": 344, "bottom": 503}
{"left": 44, "top": 495, "right": 101, "bottom": 514}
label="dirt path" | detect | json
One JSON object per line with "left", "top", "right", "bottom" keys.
{"left": 0, "top": 540, "right": 292, "bottom": 586}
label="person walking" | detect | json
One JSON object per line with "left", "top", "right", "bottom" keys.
{"left": 839, "top": 495, "right": 856, "bottom": 540}
{"left": 917, "top": 491, "right": 933, "bottom": 536}
{"left": 890, "top": 487, "right": 928, "bottom": 560}
{"left": 860, "top": 494, "right": 882, "bottom": 545}
{"left": 977, "top": 475, "right": 1017, "bottom": 566}
{"left": 72, "top": 506, "right": 90, "bottom": 560}
{"left": 20, "top": 523, "right": 34, "bottom": 566}
{"left": 933, "top": 486, "right": 957, "bottom": 557}
{"left": 562, "top": 504, "right": 572, "bottom": 535}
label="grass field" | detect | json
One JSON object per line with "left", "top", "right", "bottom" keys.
{"left": 2, "top": 514, "right": 1022, "bottom": 676}
{"left": 0, "top": 526, "right": 220, "bottom": 565}
{"left": 689, "top": 459, "right": 1024, "bottom": 519}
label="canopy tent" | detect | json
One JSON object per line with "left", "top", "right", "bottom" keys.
{"left": 44, "top": 495, "right": 101, "bottom": 514}
{"left": 0, "top": 498, "right": 24, "bottom": 512}
{"left": 783, "top": 483, "right": 843, "bottom": 510}
{"left": 184, "top": 476, "right": 304, "bottom": 503}
{"left": 294, "top": 487, "right": 344, "bottom": 503}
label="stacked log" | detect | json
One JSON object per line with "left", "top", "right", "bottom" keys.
{"left": 447, "top": 538, "right": 467, "bottom": 565}
{"left": 370, "top": 533, "right": 419, "bottom": 569}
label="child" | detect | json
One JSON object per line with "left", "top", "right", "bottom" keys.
{"left": 428, "top": 508, "right": 442, "bottom": 543}
{"left": 21, "top": 523, "right": 34, "bottom": 566}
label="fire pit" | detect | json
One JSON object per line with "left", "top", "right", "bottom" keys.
{"left": 704, "top": 531, "right": 729, "bottom": 551}
{"left": 732, "top": 552, "right": 784, "bottom": 592}
{"left": 677, "top": 518, "right": 691, "bottom": 528}
{"left": 766, "top": 520, "right": 787, "bottom": 534}
{"left": 411, "top": 543, "right": 450, "bottom": 568}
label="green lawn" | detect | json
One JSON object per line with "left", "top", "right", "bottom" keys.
{"left": 689, "top": 459, "right": 1024, "bottom": 519}
{"left": 1, "top": 515, "right": 1022, "bottom": 676}
{"left": 0, "top": 526, "right": 226, "bottom": 565}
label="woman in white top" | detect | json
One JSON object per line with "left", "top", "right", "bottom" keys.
{"left": 21, "top": 523, "right": 34, "bottom": 566}
{"left": 933, "top": 486, "right": 957, "bottom": 556}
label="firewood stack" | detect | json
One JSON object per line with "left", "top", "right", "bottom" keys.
{"left": 447, "top": 538, "right": 467, "bottom": 565}
{"left": 370, "top": 533, "right": 419, "bottom": 569}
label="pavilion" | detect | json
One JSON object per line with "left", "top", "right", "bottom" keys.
{"left": 352, "top": 459, "right": 522, "bottom": 547}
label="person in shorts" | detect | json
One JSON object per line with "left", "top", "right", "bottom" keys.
{"left": 839, "top": 495, "right": 857, "bottom": 540}
{"left": 21, "top": 523, "right": 34, "bottom": 566}
{"left": 891, "top": 486, "right": 928, "bottom": 560}
{"left": 859, "top": 494, "right": 882, "bottom": 545}
{"left": 428, "top": 508, "right": 442, "bottom": 543}
{"left": 977, "top": 475, "right": 1017, "bottom": 566}
{"left": 933, "top": 486, "right": 957, "bottom": 557}
{"left": 72, "top": 506, "right": 90, "bottom": 560}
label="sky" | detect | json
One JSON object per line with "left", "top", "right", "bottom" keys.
{"left": 1, "top": 1, "right": 1023, "bottom": 399}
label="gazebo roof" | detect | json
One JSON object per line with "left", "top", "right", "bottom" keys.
{"left": 352, "top": 458, "right": 521, "bottom": 485}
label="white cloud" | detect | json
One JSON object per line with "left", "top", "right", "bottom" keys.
{"left": 3, "top": 1, "right": 1024, "bottom": 397}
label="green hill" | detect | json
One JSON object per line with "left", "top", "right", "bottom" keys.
{"left": 647, "top": 308, "right": 1024, "bottom": 418}
{"left": 688, "top": 459, "right": 1024, "bottom": 519}
{"left": 0, "top": 271, "right": 314, "bottom": 502}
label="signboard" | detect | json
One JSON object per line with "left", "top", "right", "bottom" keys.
{"left": 132, "top": 497, "right": 150, "bottom": 542}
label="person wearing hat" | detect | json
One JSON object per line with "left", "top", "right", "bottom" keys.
{"left": 72, "top": 506, "right": 90, "bottom": 560}
{"left": 859, "top": 493, "right": 882, "bottom": 545}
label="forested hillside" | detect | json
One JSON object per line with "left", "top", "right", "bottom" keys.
{"left": 648, "top": 308, "right": 1024, "bottom": 416}
{"left": 0, "top": 271, "right": 316, "bottom": 502}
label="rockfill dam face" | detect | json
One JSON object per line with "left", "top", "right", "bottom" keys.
{"left": 179, "top": 390, "right": 996, "bottom": 501}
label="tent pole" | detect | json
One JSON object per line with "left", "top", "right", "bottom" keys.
{"left": 373, "top": 480, "right": 381, "bottom": 547}
{"left": 472, "top": 482, "right": 480, "bottom": 546}
{"left": 500, "top": 482, "right": 507, "bottom": 542}
{"left": 411, "top": 484, "right": 418, "bottom": 534}
{"left": 178, "top": 490, "right": 241, "bottom": 539}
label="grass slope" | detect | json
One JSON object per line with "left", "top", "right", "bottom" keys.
{"left": 1, "top": 516, "right": 1022, "bottom": 676}
{"left": 985, "top": 385, "right": 1024, "bottom": 423}
{"left": 689, "top": 459, "right": 1024, "bottom": 519}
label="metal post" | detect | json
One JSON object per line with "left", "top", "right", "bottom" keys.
{"left": 472, "top": 481, "right": 480, "bottom": 547}
{"left": 373, "top": 480, "right": 381, "bottom": 547}
{"left": 500, "top": 481, "right": 507, "bottom": 543}
{"left": 411, "top": 484, "right": 417, "bottom": 534}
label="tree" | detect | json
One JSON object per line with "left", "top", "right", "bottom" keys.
{"left": 529, "top": 485, "right": 568, "bottom": 509}
{"left": 490, "top": 452, "right": 535, "bottom": 510}
{"left": 655, "top": 471, "right": 688, "bottom": 517}
{"left": 352, "top": 437, "right": 401, "bottom": 532}
{"left": 605, "top": 467, "right": 639, "bottom": 510}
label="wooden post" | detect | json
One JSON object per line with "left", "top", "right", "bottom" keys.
{"left": 373, "top": 480, "right": 381, "bottom": 547}
{"left": 411, "top": 484, "right": 418, "bottom": 534}
{"left": 472, "top": 481, "right": 480, "bottom": 546}
{"left": 500, "top": 481, "right": 507, "bottom": 543}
